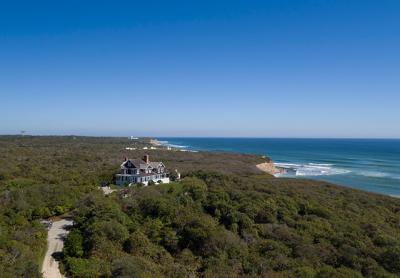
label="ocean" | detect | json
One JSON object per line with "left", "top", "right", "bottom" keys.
{"left": 157, "top": 138, "right": 400, "bottom": 197}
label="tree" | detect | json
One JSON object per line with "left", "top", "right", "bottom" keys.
{"left": 90, "top": 220, "right": 129, "bottom": 243}
{"left": 380, "top": 246, "right": 400, "bottom": 274}
{"left": 64, "top": 230, "right": 84, "bottom": 257}
{"left": 182, "top": 177, "right": 207, "bottom": 201}
{"left": 65, "top": 258, "right": 103, "bottom": 278}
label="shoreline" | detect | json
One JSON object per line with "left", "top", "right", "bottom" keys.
{"left": 149, "top": 138, "right": 400, "bottom": 198}
{"left": 152, "top": 138, "right": 284, "bottom": 176}
{"left": 149, "top": 139, "right": 162, "bottom": 146}
{"left": 256, "top": 162, "right": 285, "bottom": 176}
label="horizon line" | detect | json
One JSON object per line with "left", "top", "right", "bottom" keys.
{"left": 1, "top": 134, "right": 400, "bottom": 140}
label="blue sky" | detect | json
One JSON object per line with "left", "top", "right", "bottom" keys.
{"left": 1, "top": 0, "right": 399, "bottom": 138}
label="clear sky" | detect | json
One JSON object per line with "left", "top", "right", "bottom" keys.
{"left": 1, "top": 0, "right": 399, "bottom": 138}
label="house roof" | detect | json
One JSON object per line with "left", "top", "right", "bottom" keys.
{"left": 121, "top": 159, "right": 143, "bottom": 168}
{"left": 121, "top": 159, "right": 164, "bottom": 170}
{"left": 149, "top": 161, "right": 163, "bottom": 168}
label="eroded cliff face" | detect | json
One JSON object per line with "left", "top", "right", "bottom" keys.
{"left": 256, "top": 161, "right": 279, "bottom": 175}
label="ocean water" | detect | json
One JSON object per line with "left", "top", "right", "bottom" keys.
{"left": 157, "top": 138, "right": 400, "bottom": 197}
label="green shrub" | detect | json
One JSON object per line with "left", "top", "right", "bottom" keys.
{"left": 66, "top": 258, "right": 103, "bottom": 278}
{"left": 380, "top": 246, "right": 400, "bottom": 273}
{"left": 64, "top": 230, "right": 84, "bottom": 257}
{"left": 148, "top": 180, "right": 155, "bottom": 186}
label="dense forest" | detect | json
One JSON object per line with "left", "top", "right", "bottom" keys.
{"left": 65, "top": 173, "right": 400, "bottom": 277}
{"left": 0, "top": 136, "right": 399, "bottom": 277}
{"left": 0, "top": 135, "right": 266, "bottom": 277}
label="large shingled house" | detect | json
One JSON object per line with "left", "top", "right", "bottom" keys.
{"left": 115, "top": 155, "right": 169, "bottom": 186}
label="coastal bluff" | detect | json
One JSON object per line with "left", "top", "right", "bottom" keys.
{"left": 256, "top": 161, "right": 281, "bottom": 176}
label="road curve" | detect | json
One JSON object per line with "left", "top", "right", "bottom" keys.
{"left": 41, "top": 219, "right": 73, "bottom": 278}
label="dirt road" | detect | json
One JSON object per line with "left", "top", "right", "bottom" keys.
{"left": 41, "top": 218, "right": 73, "bottom": 278}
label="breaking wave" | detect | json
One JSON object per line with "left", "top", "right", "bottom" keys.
{"left": 356, "top": 171, "right": 389, "bottom": 178}
{"left": 157, "top": 140, "right": 188, "bottom": 149}
{"left": 355, "top": 171, "right": 400, "bottom": 180}
{"left": 274, "top": 162, "right": 350, "bottom": 177}
{"left": 274, "top": 162, "right": 400, "bottom": 180}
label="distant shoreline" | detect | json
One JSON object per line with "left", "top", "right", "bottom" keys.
{"left": 152, "top": 137, "right": 400, "bottom": 197}
{"left": 256, "top": 162, "right": 285, "bottom": 176}
{"left": 149, "top": 138, "right": 162, "bottom": 146}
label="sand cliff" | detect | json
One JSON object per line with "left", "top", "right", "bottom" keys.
{"left": 256, "top": 161, "right": 282, "bottom": 176}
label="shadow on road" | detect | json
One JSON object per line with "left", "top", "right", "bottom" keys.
{"left": 51, "top": 251, "right": 64, "bottom": 262}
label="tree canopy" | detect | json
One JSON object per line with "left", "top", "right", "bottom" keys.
{"left": 0, "top": 136, "right": 399, "bottom": 277}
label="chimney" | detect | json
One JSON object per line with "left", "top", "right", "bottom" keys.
{"left": 143, "top": 154, "right": 149, "bottom": 164}
{"left": 124, "top": 157, "right": 128, "bottom": 161}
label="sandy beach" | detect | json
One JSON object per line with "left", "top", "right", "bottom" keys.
{"left": 150, "top": 139, "right": 161, "bottom": 146}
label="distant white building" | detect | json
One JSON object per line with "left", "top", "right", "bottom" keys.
{"left": 115, "top": 155, "right": 170, "bottom": 186}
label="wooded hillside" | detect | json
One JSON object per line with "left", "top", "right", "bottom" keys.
{"left": 0, "top": 136, "right": 399, "bottom": 277}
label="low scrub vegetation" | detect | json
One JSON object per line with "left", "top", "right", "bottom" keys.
{"left": 0, "top": 136, "right": 399, "bottom": 277}
{"left": 65, "top": 172, "right": 400, "bottom": 277}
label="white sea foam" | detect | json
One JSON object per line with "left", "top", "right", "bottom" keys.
{"left": 275, "top": 162, "right": 350, "bottom": 177}
{"left": 275, "top": 163, "right": 400, "bottom": 180}
{"left": 356, "top": 171, "right": 389, "bottom": 178}
{"left": 170, "top": 144, "right": 189, "bottom": 148}
{"left": 309, "top": 163, "right": 334, "bottom": 167}
{"left": 356, "top": 171, "right": 400, "bottom": 180}
{"left": 157, "top": 140, "right": 188, "bottom": 149}
{"left": 275, "top": 162, "right": 301, "bottom": 167}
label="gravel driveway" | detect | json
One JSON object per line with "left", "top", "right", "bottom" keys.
{"left": 41, "top": 219, "right": 73, "bottom": 278}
